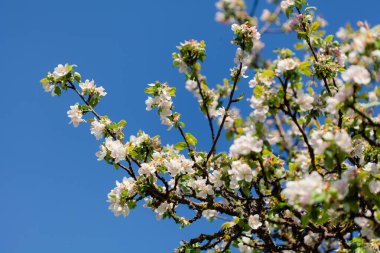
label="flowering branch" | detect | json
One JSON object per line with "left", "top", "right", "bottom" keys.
{"left": 39, "top": 0, "right": 380, "bottom": 252}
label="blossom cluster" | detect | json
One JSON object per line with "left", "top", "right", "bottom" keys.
{"left": 40, "top": 0, "right": 380, "bottom": 252}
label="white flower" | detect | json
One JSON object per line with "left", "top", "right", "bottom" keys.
{"left": 107, "top": 177, "right": 136, "bottom": 217}
{"left": 250, "top": 73, "right": 274, "bottom": 88}
{"left": 164, "top": 158, "right": 183, "bottom": 177}
{"left": 209, "top": 170, "right": 224, "bottom": 189}
{"left": 188, "top": 177, "right": 214, "bottom": 199}
{"left": 238, "top": 238, "right": 253, "bottom": 253}
{"left": 295, "top": 153, "right": 310, "bottom": 171}
{"left": 260, "top": 9, "right": 271, "bottom": 22}
{"left": 281, "top": 0, "right": 294, "bottom": 10}
{"left": 145, "top": 96, "right": 156, "bottom": 111}
{"left": 332, "top": 167, "right": 356, "bottom": 199}
{"left": 41, "top": 78, "right": 55, "bottom": 95}
{"left": 145, "top": 85, "right": 175, "bottom": 128}
{"left": 248, "top": 214, "right": 262, "bottom": 230}
{"left": 67, "top": 104, "right": 85, "bottom": 127}
{"left": 334, "top": 130, "right": 352, "bottom": 153}
{"left": 185, "top": 80, "right": 198, "bottom": 91}
{"left": 282, "top": 172, "right": 324, "bottom": 206}
{"left": 230, "top": 134, "right": 263, "bottom": 157}
{"left": 342, "top": 65, "right": 371, "bottom": 85}
{"left": 325, "top": 97, "right": 339, "bottom": 115}
{"left": 229, "top": 161, "right": 255, "bottom": 183}
{"left": 90, "top": 119, "right": 106, "bottom": 140}
{"left": 368, "top": 91, "right": 378, "bottom": 102}
{"left": 295, "top": 91, "right": 314, "bottom": 111}
{"left": 310, "top": 130, "right": 330, "bottom": 155}
{"left": 304, "top": 232, "right": 320, "bottom": 247}
{"left": 155, "top": 201, "right": 173, "bottom": 220}
{"left": 369, "top": 180, "right": 380, "bottom": 194}
{"left": 96, "top": 86, "right": 107, "bottom": 96}
{"left": 354, "top": 217, "right": 376, "bottom": 239}
{"left": 104, "top": 137, "right": 126, "bottom": 163}
{"left": 108, "top": 198, "right": 129, "bottom": 217}
{"left": 276, "top": 58, "right": 298, "bottom": 73}
{"left": 202, "top": 210, "right": 218, "bottom": 221}
{"left": 240, "top": 65, "right": 249, "bottom": 78}
{"left": 52, "top": 63, "right": 70, "bottom": 79}
{"left": 231, "top": 24, "right": 239, "bottom": 33}
{"left": 336, "top": 27, "right": 347, "bottom": 40}
{"left": 96, "top": 145, "right": 107, "bottom": 161}
{"left": 79, "top": 79, "right": 95, "bottom": 93}
{"left": 363, "top": 162, "right": 380, "bottom": 174}
{"left": 78, "top": 79, "right": 107, "bottom": 97}
{"left": 250, "top": 95, "right": 269, "bottom": 122}
{"left": 231, "top": 23, "right": 261, "bottom": 42}
{"left": 173, "top": 56, "right": 187, "bottom": 73}
{"left": 139, "top": 163, "right": 156, "bottom": 176}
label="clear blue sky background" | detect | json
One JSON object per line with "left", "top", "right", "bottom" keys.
{"left": 0, "top": 0, "right": 379, "bottom": 252}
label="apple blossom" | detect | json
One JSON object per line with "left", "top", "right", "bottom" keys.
{"left": 67, "top": 104, "right": 85, "bottom": 127}
{"left": 40, "top": 1, "right": 380, "bottom": 251}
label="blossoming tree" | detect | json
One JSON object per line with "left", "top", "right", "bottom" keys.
{"left": 40, "top": 0, "right": 380, "bottom": 252}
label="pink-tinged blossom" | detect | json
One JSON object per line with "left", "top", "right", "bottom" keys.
{"left": 231, "top": 23, "right": 261, "bottom": 41}
{"left": 96, "top": 145, "right": 107, "bottom": 161}
{"left": 280, "top": 0, "right": 294, "bottom": 10}
{"left": 79, "top": 79, "right": 107, "bottom": 96}
{"left": 41, "top": 78, "right": 55, "bottom": 95}
{"left": 155, "top": 201, "right": 174, "bottom": 220}
{"left": 342, "top": 65, "right": 371, "bottom": 85}
{"left": 188, "top": 177, "right": 214, "bottom": 199}
{"left": 104, "top": 137, "right": 126, "bottom": 163}
{"left": 185, "top": 80, "right": 198, "bottom": 91}
{"left": 90, "top": 119, "right": 106, "bottom": 140}
{"left": 67, "top": 104, "right": 85, "bottom": 127}
{"left": 138, "top": 163, "right": 156, "bottom": 176}
{"left": 52, "top": 63, "right": 70, "bottom": 79}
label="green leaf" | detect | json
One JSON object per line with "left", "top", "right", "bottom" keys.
{"left": 174, "top": 142, "right": 187, "bottom": 150}
{"left": 118, "top": 120, "right": 127, "bottom": 127}
{"left": 54, "top": 86, "right": 61, "bottom": 96}
{"left": 294, "top": 43, "right": 305, "bottom": 50}
{"left": 285, "top": 6, "right": 293, "bottom": 18}
{"left": 236, "top": 93, "right": 244, "bottom": 101}
{"left": 254, "top": 85, "right": 263, "bottom": 98}
{"left": 144, "top": 87, "right": 155, "bottom": 94}
{"left": 74, "top": 72, "right": 81, "bottom": 83}
{"left": 167, "top": 87, "right": 176, "bottom": 96}
{"left": 325, "top": 35, "right": 334, "bottom": 43}
{"left": 310, "top": 22, "right": 320, "bottom": 32}
{"left": 298, "top": 61, "right": 312, "bottom": 76}
{"left": 185, "top": 133, "right": 198, "bottom": 146}
{"left": 262, "top": 149, "right": 272, "bottom": 156}
{"left": 40, "top": 77, "right": 48, "bottom": 84}
{"left": 305, "top": 6, "right": 317, "bottom": 11}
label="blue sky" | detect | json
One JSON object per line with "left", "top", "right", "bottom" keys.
{"left": 0, "top": 0, "right": 379, "bottom": 252}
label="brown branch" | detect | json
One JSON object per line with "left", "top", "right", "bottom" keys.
{"left": 206, "top": 62, "right": 243, "bottom": 161}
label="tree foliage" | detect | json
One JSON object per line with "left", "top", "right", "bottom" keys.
{"left": 40, "top": 0, "right": 380, "bottom": 252}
